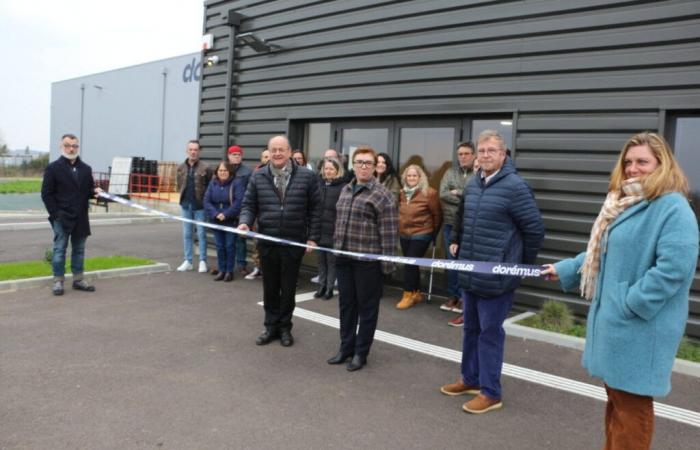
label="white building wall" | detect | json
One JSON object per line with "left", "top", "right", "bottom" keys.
{"left": 50, "top": 53, "right": 201, "bottom": 173}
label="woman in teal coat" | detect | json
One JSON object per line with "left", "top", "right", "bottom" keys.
{"left": 543, "top": 132, "right": 698, "bottom": 450}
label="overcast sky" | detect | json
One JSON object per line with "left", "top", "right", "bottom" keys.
{"left": 0, "top": 0, "right": 204, "bottom": 152}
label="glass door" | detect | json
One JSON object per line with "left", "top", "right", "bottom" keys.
{"left": 395, "top": 119, "right": 461, "bottom": 188}
{"left": 331, "top": 121, "right": 394, "bottom": 171}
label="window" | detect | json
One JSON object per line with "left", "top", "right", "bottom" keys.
{"left": 397, "top": 124, "right": 458, "bottom": 188}
{"left": 472, "top": 119, "right": 513, "bottom": 151}
{"left": 304, "top": 122, "right": 331, "bottom": 170}
{"left": 671, "top": 116, "right": 700, "bottom": 220}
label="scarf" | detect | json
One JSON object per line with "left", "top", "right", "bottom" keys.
{"left": 270, "top": 160, "right": 292, "bottom": 201}
{"left": 579, "top": 178, "right": 644, "bottom": 300}
{"left": 403, "top": 186, "right": 418, "bottom": 204}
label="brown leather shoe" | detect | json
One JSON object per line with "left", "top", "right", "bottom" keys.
{"left": 440, "top": 379, "right": 480, "bottom": 396}
{"left": 462, "top": 394, "right": 502, "bottom": 414}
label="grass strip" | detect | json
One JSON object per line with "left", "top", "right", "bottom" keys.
{"left": 0, "top": 255, "right": 154, "bottom": 281}
{"left": 0, "top": 178, "right": 43, "bottom": 194}
{"left": 517, "top": 314, "right": 700, "bottom": 363}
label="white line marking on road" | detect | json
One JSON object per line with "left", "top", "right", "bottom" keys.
{"left": 291, "top": 303, "right": 700, "bottom": 428}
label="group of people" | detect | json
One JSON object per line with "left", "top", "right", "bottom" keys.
{"left": 42, "top": 128, "right": 697, "bottom": 449}
{"left": 174, "top": 142, "right": 267, "bottom": 281}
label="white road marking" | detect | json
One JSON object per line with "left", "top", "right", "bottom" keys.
{"left": 289, "top": 293, "right": 700, "bottom": 428}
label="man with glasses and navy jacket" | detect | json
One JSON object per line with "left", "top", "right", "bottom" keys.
{"left": 440, "top": 130, "right": 544, "bottom": 414}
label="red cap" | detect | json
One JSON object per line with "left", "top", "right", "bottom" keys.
{"left": 227, "top": 145, "right": 243, "bottom": 155}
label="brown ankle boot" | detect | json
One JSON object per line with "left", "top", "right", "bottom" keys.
{"left": 410, "top": 290, "right": 424, "bottom": 305}
{"left": 396, "top": 291, "right": 414, "bottom": 309}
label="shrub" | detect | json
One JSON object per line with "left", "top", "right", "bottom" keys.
{"left": 539, "top": 300, "right": 574, "bottom": 332}
{"left": 44, "top": 248, "right": 53, "bottom": 263}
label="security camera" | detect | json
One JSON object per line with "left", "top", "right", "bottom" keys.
{"left": 205, "top": 55, "right": 220, "bottom": 67}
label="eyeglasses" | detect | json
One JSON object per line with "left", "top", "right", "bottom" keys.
{"left": 62, "top": 144, "right": 80, "bottom": 149}
{"left": 353, "top": 160, "right": 375, "bottom": 168}
{"left": 477, "top": 148, "right": 502, "bottom": 156}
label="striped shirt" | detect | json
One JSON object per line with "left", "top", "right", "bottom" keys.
{"left": 334, "top": 177, "right": 398, "bottom": 273}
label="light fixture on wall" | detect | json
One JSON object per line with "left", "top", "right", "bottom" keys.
{"left": 205, "top": 55, "right": 220, "bottom": 67}
{"left": 237, "top": 32, "right": 281, "bottom": 53}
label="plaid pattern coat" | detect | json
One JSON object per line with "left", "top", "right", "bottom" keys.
{"left": 334, "top": 178, "right": 398, "bottom": 274}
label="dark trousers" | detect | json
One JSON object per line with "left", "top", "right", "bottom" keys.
{"left": 317, "top": 250, "right": 337, "bottom": 290}
{"left": 213, "top": 229, "right": 236, "bottom": 273}
{"left": 460, "top": 290, "right": 513, "bottom": 400}
{"left": 235, "top": 235, "right": 247, "bottom": 269}
{"left": 336, "top": 257, "right": 382, "bottom": 358}
{"left": 604, "top": 384, "right": 654, "bottom": 450}
{"left": 442, "top": 224, "right": 460, "bottom": 297}
{"left": 399, "top": 237, "right": 431, "bottom": 291}
{"left": 259, "top": 245, "right": 304, "bottom": 332}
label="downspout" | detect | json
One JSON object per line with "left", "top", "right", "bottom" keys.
{"left": 222, "top": 11, "right": 243, "bottom": 155}
{"left": 160, "top": 68, "right": 168, "bottom": 161}
{"left": 79, "top": 83, "right": 85, "bottom": 155}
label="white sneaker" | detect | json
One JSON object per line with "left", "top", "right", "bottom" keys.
{"left": 198, "top": 261, "right": 208, "bottom": 273}
{"left": 177, "top": 261, "right": 193, "bottom": 272}
{"left": 311, "top": 275, "right": 320, "bottom": 284}
{"left": 245, "top": 267, "right": 261, "bottom": 280}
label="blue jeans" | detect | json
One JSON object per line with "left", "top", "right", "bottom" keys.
{"left": 51, "top": 221, "right": 87, "bottom": 281}
{"left": 442, "top": 224, "right": 459, "bottom": 297}
{"left": 181, "top": 206, "right": 207, "bottom": 263}
{"left": 213, "top": 229, "right": 237, "bottom": 273}
{"left": 460, "top": 290, "right": 513, "bottom": 400}
{"left": 235, "top": 235, "right": 247, "bottom": 269}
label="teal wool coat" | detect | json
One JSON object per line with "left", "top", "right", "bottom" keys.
{"left": 555, "top": 192, "right": 698, "bottom": 397}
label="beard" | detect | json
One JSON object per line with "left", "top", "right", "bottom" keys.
{"left": 61, "top": 149, "right": 79, "bottom": 160}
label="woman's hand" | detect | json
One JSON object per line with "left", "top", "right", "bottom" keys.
{"left": 216, "top": 213, "right": 226, "bottom": 221}
{"left": 541, "top": 264, "right": 559, "bottom": 281}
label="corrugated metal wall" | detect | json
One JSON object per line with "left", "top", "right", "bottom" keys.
{"left": 198, "top": 0, "right": 700, "bottom": 337}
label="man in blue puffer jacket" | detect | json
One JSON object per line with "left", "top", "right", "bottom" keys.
{"left": 440, "top": 130, "right": 544, "bottom": 414}
{"left": 238, "top": 136, "right": 322, "bottom": 348}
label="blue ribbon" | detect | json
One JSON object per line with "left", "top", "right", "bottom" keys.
{"left": 98, "top": 192, "right": 544, "bottom": 278}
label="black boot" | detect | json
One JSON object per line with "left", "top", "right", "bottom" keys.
{"left": 313, "top": 286, "right": 327, "bottom": 298}
{"left": 327, "top": 351, "right": 352, "bottom": 365}
{"left": 255, "top": 329, "right": 279, "bottom": 345}
{"left": 280, "top": 329, "right": 294, "bottom": 347}
{"left": 323, "top": 288, "right": 334, "bottom": 300}
{"left": 347, "top": 355, "right": 367, "bottom": 372}
{"left": 213, "top": 272, "right": 225, "bottom": 281}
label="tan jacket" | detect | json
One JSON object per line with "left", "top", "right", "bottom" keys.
{"left": 176, "top": 159, "right": 211, "bottom": 209}
{"left": 398, "top": 187, "right": 442, "bottom": 238}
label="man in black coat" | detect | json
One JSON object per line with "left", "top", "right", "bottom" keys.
{"left": 41, "top": 134, "right": 100, "bottom": 296}
{"left": 238, "top": 135, "right": 322, "bottom": 347}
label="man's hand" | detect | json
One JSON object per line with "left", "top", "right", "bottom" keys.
{"left": 216, "top": 213, "right": 226, "bottom": 222}
{"left": 449, "top": 243, "right": 459, "bottom": 257}
{"left": 94, "top": 187, "right": 103, "bottom": 198}
{"left": 450, "top": 189, "right": 459, "bottom": 196}
{"left": 238, "top": 223, "right": 250, "bottom": 232}
{"left": 306, "top": 240, "right": 318, "bottom": 253}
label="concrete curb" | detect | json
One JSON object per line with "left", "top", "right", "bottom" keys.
{"left": 0, "top": 217, "right": 171, "bottom": 231}
{"left": 504, "top": 312, "right": 700, "bottom": 379}
{"left": 0, "top": 263, "right": 171, "bottom": 293}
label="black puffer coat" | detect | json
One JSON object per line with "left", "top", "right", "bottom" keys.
{"left": 239, "top": 162, "right": 321, "bottom": 246}
{"left": 318, "top": 177, "right": 346, "bottom": 247}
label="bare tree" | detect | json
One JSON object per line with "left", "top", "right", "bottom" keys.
{"left": 0, "top": 129, "right": 8, "bottom": 156}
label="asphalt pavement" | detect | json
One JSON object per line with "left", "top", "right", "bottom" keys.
{"left": 1, "top": 219, "right": 699, "bottom": 450}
